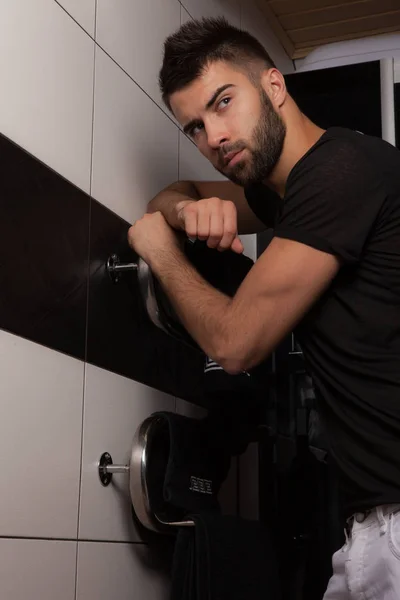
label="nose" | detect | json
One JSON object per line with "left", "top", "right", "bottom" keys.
{"left": 206, "top": 123, "right": 229, "bottom": 150}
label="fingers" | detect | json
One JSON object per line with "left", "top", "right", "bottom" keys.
{"left": 208, "top": 202, "right": 224, "bottom": 249}
{"left": 181, "top": 197, "right": 242, "bottom": 253}
{"left": 231, "top": 236, "right": 244, "bottom": 254}
{"left": 197, "top": 204, "right": 210, "bottom": 241}
{"left": 181, "top": 203, "right": 198, "bottom": 239}
{"left": 217, "top": 201, "right": 237, "bottom": 251}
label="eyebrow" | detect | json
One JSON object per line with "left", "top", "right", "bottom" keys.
{"left": 183, "top": 84, "right": 235, "bottom": 135}
{"left": 205, "top": 83, "right": 235, "bottom": 109}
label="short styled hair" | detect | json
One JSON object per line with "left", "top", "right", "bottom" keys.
{"left": 159, "top": 16, "right": 276, "bottom": 110}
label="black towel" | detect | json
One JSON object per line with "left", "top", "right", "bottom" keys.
{"left": 147, "top": 411, "right": 232, "bottom": 523}
{"left": 202, "top": 355, "right": 264, "bottom": 455}
{"left": 147, "top": 412, "right": 280, "bottom": 600}
{"left": 170, "top": 512, "right": 280, "bottom": 600}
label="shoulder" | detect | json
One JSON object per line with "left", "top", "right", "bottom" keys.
{"left": 288, "top": 130, "right": 380, "bottom": 197}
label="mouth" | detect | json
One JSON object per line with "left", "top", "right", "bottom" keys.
{"left": 224, "top": 149, "right": 245, "bottom": 168}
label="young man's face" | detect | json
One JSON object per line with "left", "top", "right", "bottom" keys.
{"left": 170, "top": 60, "right": 286, "bottom": 187}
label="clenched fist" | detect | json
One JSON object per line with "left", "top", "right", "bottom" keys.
{"left": 128, "top": 211, "right": 181, "bottom": 268}
{"left": 176, "top": 197, "right": 244, "bottom": 254}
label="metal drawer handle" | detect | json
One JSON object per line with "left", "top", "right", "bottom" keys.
{"left": 107, "top": 254, "right": 137, "bottom": 284}
{"left": 98, "top": 452, "right": 129, "bottom": 486}
{"left": 97, "top": 416, "right": 194, "bottom": 532}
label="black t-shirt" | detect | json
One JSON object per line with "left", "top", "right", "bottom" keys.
{"left": 245, "top": 127, "right": 400, "bottom": 517}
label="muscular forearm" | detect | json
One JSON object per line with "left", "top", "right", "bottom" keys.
{"left": 147, "top": 181, "right": 199, "bottom": 230}
{"left": 149, "top": 247, "right": 239, "bottom": 369}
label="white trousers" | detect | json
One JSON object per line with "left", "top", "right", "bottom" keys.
{"left": 323, "top": 504, "right": 400, "bottom": 600}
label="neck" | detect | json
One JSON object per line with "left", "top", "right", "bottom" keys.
{"left": 265, "top": 102, "right": 325, "bottom": 198}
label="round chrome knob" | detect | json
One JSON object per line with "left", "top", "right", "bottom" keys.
{"left": 98, "top": 452, "right": 129, "bottom": 486}
{"left": 107, "top": 254, "right": 138, "bottom": 284}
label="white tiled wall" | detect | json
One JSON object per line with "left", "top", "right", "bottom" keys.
{"left": 91, "top": 47, "right": 179, "bottom": 223}
{"left": 79, "top": 365, "right": 175, "bottom": 542}
{"left": 76, "top": 542, "right": 170, "bottom": 600}
{"left": 181, "top": 3, "right": 193, "bottom": 25}
{"left": 182, "top": 0, "right": 241, "bottom": 29}
{"left": 395, "top": 58, "right": 400, "bottom": 83}
{"left": 0, "top": 330, "right": 83, "bottom": 539}
{"left": 56, "top": 0, "right": 96, "bottom": 36}
{"left": 0, "top": 539, "right": 77, "bottom": 600}
{"left": 96, "top": 0, "right": 180, "bottom": 109}
{"left": 0, "top": 1, "right": 291, "bottom": 598}
{"left": 0, "top": 0, "right": 94, "bottom": 194}
{"left": 241, "top": 0, "right": 294, "bottom": 75}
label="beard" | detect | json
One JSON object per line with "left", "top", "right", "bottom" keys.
{"left": 218, "top": 89, "right": 286, "bottom": 187}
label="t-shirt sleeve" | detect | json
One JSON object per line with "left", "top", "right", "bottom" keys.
{"left": 244, "top": 182, "right": 281, "bottom": 228}
{"left": 274, "top": 139, "right": 385, "bottom": 264}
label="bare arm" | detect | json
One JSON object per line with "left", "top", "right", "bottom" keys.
{"left": 147, "top": 180, "right": 201, "bottom": 229}
{"left": 143, "top": 230, "right": 339, "bottom": 374}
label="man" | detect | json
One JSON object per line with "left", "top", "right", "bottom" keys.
{"left": 128, "top": 17, "right": 400, "bottom": 599}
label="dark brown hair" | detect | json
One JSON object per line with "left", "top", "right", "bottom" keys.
{"left": 159, "top": 16, "right": 276, "bottom": 110}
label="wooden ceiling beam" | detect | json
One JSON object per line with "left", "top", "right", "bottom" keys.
{"left": 292, "top": 25, "right": 400, "bottom": 58}
{"left": 255, "top": 0, "right": 296, "bottom": 59}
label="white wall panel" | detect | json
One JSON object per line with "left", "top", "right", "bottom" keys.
{"left": 56, "top": 0, "right": 96, "bottom": 37}
{"left": 0, "top": 331, "right": 83, "bottom": 538}
{"left": 91, "top": 48, "right": 179, "bottom": 223}
{"left": 179, "top": 132, "right": 226, "bottom": 182}
{"left": 395, "top": 58, "right": 400, "bottom": 83}
{"left": 79, "top": 364, "right": 175, "bottom": 542}
{"left": 241, "top": 0, "right": 294, "bottom": 74}
{"left": 181, "top": 3, "right": 192, "bottom": 25}
{"left": 181, "top": 0, "right": 241, "bottom": 28}
{"left": 96, "top": 0, "right": 180, "bottom": 108}
{"left": 76, "top": 541, "right": 170, "bottom": 600}
{"left": 0, "top": 538, "right": 76, "bottom": 600}
{"left": 0, "top": 0, "right": 94, "bottom": 194}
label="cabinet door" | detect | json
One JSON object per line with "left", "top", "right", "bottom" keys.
{"left": 285, "top": 60, "right": 382, "bottom": 137}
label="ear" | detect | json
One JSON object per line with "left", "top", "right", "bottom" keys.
{"left": 260, "top": 68, "right": 287, "bottom": 109}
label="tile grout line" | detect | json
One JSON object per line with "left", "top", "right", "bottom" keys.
{"left": 178, "top": 0, "right": 194, "bottom": 21}
{"left": 94, "top": 39, "right": 180, "bottom": 131}
{"left": 54, "top": 0, "right": 182, "bottom": 132}
{"left": 0, "top": 534, "right": 147, "bottom": 545}
{"left": 73, "top": 5, "right": 98, "bottom": 597}
{"left": 53, "top": 0, "right": 95, "bottom": 40}
{"left": 73, "top": 539, "right": 79, "bottom": 600}
{"left": 54, "top": 0, "right": 199, "bottom": 212}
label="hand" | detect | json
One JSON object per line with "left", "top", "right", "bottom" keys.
{"left": 128, "top": 211, "right": 181, "bottom": 267}
{"left": 176, "top": 197, "right": 244, "bottom": 254}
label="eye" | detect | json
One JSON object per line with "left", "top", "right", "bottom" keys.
{"left": 192, "top": 123, "right": 204, "bottom": 135}
{"left": 188, "top": 122, "right": 204, "bottom": 138}
{"left": 217, "top": 97, "right": 231, "bottom": 109}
